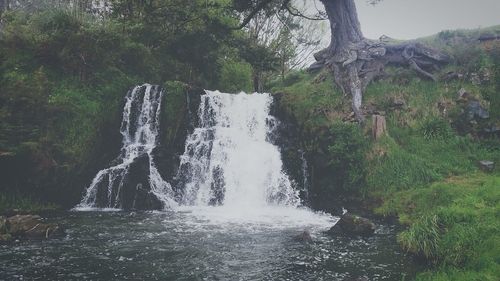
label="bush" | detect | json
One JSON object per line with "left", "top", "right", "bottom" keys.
{"left": 327, "top": 122, "right": 369, "bottom": 192}
{"left": 217, "top": 59, "right": 253, "bottom": 92}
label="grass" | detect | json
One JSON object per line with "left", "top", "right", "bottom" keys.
{"left": 0, "top": 193, "right": 59, "bottom": 214}
{"left": 377, "top": 174, "right": 500, "bottom": 280}
{"left": 269, "top": 39, "right": 500, "bottom": 280}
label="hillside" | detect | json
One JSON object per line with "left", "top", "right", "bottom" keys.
{"left": 268, "top": 27, "right": 500, "bottom": 280}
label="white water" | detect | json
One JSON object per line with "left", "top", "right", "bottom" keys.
{"left": 178, "top": 90, "right": 299, "bottom": 207}
{"left": 176, "top": 90, "right": 335, "bottom": 227}
{"left": 77, "top": 88, "right": 335, "bottom": 228}
{"left": 77, "top": 84, "right": 176, "bottom": 209}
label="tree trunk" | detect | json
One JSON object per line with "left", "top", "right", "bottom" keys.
{"left": 315, "top": 0, "right": 449, "bottom": 123}
{"left": 322, "top": 0, "right": 363, "bottom": 54}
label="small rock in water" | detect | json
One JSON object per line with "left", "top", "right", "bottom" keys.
{"left": 294, "top": 230, "right": 313, "bottom": 243}
{"left": 6, "top": 214, "right": 64, "bottom": 239}
{"left": 328, "top": 213, "right": 375, "bottom": 237}
{"left": 479, "top": 160, "right": 495, "bottom": 172}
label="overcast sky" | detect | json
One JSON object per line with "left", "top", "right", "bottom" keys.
{"left": 354, "top": 0, "right": 500, "bottom": 39}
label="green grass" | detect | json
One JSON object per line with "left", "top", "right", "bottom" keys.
{"left": 0, "top": 193, "right": 59, "bottom": 214}
{"left": 269, "top": 40, "right": 500, "bottom": 280}
{"left": 377, "top": 174, "right": 500, "bottom": 280}
{"left": 270, "top": 70, "right": 345, "bottom": 131}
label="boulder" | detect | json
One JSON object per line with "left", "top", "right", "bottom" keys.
{"left": 465, "top": 100, "right": 489, "bottom": 121}
{"left": 329, "top": 213, "right": 375, "bottom": 236}
{"left": 479, "top": 160, "right": 495, "bottom": 172}
{"left": 0, "top": 216, "right": 6, "bottom": 233}
{"left": 7, "top": 215, "right": 63, "bottom": 239}
{"left": 294, "top": 230, "right": 313, "bottom": 243}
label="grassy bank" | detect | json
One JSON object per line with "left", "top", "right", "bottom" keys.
{"left": 0, "top": 193, "right": 59, "bottom": 214}
{"left": 377, "top": 173, "right": 499, "bottom": 280}
{"left": 270, "top": 33, "right": 500, "bottom": 280}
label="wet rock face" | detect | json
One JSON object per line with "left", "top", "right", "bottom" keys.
{"left": 268, "top": 93, "right": 310, "bottom": 203}
{"left": 155, "top": 86, "right": 203, "bottom": 197}
{"left": 1, "top": 215, "right": 64, "bottom": 241}
{"left": 329, "top": 213, "right": 375, "bottom": 236}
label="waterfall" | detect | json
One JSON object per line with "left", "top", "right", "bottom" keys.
{"left": 77, "top": 84, "right": 176, "bottom": 210}
{"left": 177, "top": 90, "right": 300, "bottom": 209}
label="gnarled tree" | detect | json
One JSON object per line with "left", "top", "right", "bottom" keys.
{"left": 235, "top": 0, "right": 450, "bottom": 122}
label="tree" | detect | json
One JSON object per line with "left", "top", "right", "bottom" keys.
{"left": 235, "top": 0, "right": 449, "bottom": 122}
{"left": 236, "top": 2, "right": 323, "bottom": 92}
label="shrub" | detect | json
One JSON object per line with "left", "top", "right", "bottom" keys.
{"left": 218, "top": 59, "right": 253, "bottom": 93}
{"left": 420, "top": 117, "right": 453, "bottom": 140}
{"left": 327, "top": 122, "right": 369, "bottom": 192}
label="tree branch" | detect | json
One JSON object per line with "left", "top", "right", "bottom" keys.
{"left": 233, "top": 0, "right": 277, "bottom": 29}
{"left": 284, "top": 4, "right": 327, "bottom": 21}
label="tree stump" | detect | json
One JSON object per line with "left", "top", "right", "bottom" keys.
{"left": 372, "top": 115, "right": 387, "bottom": 140}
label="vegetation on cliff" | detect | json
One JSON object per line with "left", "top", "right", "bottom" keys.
{"left": 271, "top": 29, "right": 500, "bottom": 280}
{"left": 0, "top": 1, "right": 499, "bottom": 280}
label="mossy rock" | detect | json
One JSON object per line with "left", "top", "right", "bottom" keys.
{"left": 329, "top": 213, "right": 375, "bottom": 236}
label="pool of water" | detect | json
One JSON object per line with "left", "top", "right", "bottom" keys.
{"left": 0, "top": 207, "right": 421, "bottom": 280}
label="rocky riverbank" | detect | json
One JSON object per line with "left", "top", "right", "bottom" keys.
{"left": 0, "top": 214, "right": 64, "bottom": 242}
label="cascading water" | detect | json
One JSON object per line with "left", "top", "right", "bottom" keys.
{"left": 77, "top": 84, "right": 176, "bottom": 210}
{"left": 76, "top": 87, "right": 333, "bottom": 227}
{"left": 177, "top": 90, "right": 299, "bottom": 209}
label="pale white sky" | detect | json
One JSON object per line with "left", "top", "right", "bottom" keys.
{"left": 355, "top": 0, "right": 500, "bottom": 39}
{"left": 303, "top": 0, "right": 500, "bottom": 40}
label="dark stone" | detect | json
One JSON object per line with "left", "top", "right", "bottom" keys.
{"left": 0, "top": 216, "right": 6, "bottom": 233}
{"left": 391, "top": 97, "right": 406, "bottom": 108}
{"left": 329, "top": 213, "right": 375, "bottom": 236}
{"left": 479, "top": 160, "right": 495, "bottom": 172}
{"left": 482, "top": 124, "right": 500, "bottom": 139}
{"left": 465, "top": 100, "right": 489, "bottom": 121}
{"left": 209, "top": 166, "right": 225, "bottom": 206}
{"left": 155, "top": 86, "right": 203, "bottom": 197}
{"left": 294, "top": 230, "right": 313, "bottom": 243}
{"left": 443, "top": 71, "right": 463, "bottom": 82}
{"left": 122, "top": 153, "right": 163, "bottom": 210}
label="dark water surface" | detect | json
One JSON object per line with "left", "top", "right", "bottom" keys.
{"left": 0, "top": 209, "right": 421, "bottom": 281}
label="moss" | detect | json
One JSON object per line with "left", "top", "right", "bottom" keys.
{"left": 162, "top": 81, "right": 189, "bottom": 146}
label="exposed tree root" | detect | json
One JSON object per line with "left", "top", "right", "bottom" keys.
{"left": 311, "top": 39, "right": 449, "bottom": 122}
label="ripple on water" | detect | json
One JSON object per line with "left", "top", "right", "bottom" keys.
{"left": 0, "top": 210, "right": 422, "bottom": 281}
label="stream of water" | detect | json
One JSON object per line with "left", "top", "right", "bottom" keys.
{"left": 0, "top": 211, "right": 419, "bottom": 281}
{"left": 0, "top": 88, "right": 421, "bottom": 280}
